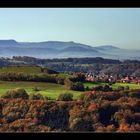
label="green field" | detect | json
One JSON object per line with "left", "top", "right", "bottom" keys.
{"left": 0, "top": 81, "right": 81, "bottom": 100}
{"left": 0, "top": 66, "right": 77, "bottom": 100}
{"left": 84, "top": 82, "right": 140, "bottom": 89}
{"left": 0, "top": 66, "right": 70, "bottom": 78}
{"left": 0, "top": 66, "right": 42, "bottom": 74}
{"left": 0, "top": 81, "right": 140, "bottom": 100}
{"left": 0, "top": 66, "right": 139, "bottom": 100}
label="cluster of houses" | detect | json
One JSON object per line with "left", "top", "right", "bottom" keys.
{"left": 85, "top": 72, "right": 140, "bottom": 84}
{"left": 85, "top": 72, "right": 116, "bottom": 83}
{"left": 120, "top": 76, "right": 140, "bottom": 84}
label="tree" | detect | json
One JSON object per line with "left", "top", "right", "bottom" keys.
{"left": 29, "top": 93, "right": 44, "bottom": 100}
{"left": 32, "top": 86, "right": 40, "bottom": 92}
{"left": 125, "top": 86, "right": 130, "bottom": 90}
{"left": 57, "top": 93, "right": 73, "bottom": 101}
{"left": 118, "top": 86, "right": 124, "bottom": 91}
{"left": 2, "top": 88, "right": 29, "bottom": 99}
{"left": 64, "top": 78, "right": 74, "bottom": 90}
{"left": 64, "top": 78, "right": 85, "bottom": 91}
{"left": 72, "top": 82, "right": 85, "bottom": 91}
{"left": 103, "top": 85, "right": 112, "bottom": 92}
{"left": 69, "top": 106, "right": 93, "bottom": 131}
{"left": 69, "top": 118, "right": 93, "bottom": 131}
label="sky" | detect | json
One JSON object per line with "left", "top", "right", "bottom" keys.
{"left": 0, "top": 8, "right": 140, "bottom": 49}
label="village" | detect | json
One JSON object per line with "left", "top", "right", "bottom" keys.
{"left": 85, "top": 72, "right": 140, "bottom": 84}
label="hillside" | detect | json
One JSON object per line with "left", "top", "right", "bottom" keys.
{"left": 1, "top": 57, "right": 140, "bottom": 77}
{"left": 0, "top": 65, "right": 58, "bottom": 74}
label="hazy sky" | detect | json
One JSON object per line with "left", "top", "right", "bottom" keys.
{"left": 0, "top": 8, "right": 140, "bottom": 49}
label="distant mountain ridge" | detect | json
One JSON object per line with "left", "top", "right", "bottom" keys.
{"left": 0, "top": 40, "right": 19, "bottom": 46}
{"left": 94, "top": 45, "right": 120, "bottom": 50}
{"left": 0, "top": 40, "right": 139, "bottom": 60}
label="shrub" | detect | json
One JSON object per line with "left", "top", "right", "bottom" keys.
{"left": 125, "top": 86, "right": 130, "bottom": 90}
{"left": 85, "top": 86, "right": 90, "bottom": 91}
{"left": 57, "top": 93, "right": 73, "bottom": 101}
{"left": 72, "top": 82, "right": 85, "bottom": 91}
{"left": 42, "top": 68, "right": 59, "bottom": 74}
{"left": 78, "top": 91, "right": 97, "bottom": 103}
{"left": 2, "top": 88, "right": 29, "bottom": 99}
{"left": 64, "top": 78, "right": 74, "bottom": 90}
{"left": 69, "top": 118, "right": 93, "bottom": 131}
{"left": 29, "top": 93, "right": 44, "bottom": 100}
{"left": 93, "top": 86, "right": 103, "bottom": 91}
{"left": 64, "top": 79, "right": 85, "bottom": 91}
{"left": 93, "top": 85, "right": 112, "bottom": 92}
{"left": 32, "top": 86, "right": 40, "bottom": 92}
{"left": 69, "top": 73, "right": 86, "bottom": 82}
{"left": 56, "top": 78, "right": 64, "bottom": 85}
{"left": 118, "top": 86, "right": 125, "bottom": 91}
{"left": 103, "top": 85, "right": 113, "bottom": 92}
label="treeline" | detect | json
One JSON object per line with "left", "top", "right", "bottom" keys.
{"left": 1, "top": 88, "right": 140, "bottom": 132}
{"left": 11, "top": 57, "right": 140, "bottom": 77}
{"left": 0, "top": 72, "right": 57, "bottom": 83}
{"left": 12, "top": 56, "right": 121, "bottom": 64}
{"left": 0, "top": 72, "right": 86, "bottom": 90}
{"left": 100, "top": 63, "right": 140, "bottom": 77}
{"left": 1, "top": 56, "right": 140, "bottom": 77}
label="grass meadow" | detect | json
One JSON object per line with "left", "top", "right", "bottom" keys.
{"left": 84, "top": 82, "right": 140, "bottom": 90}
{"left": 0, "top": 81, "right": 81, "bottom": 100}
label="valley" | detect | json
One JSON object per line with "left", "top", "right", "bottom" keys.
{"left": 0, "top": 65, "right": 139, "bottom": 100}
{"left": 0, "top": 57, "right": 139, "bottom": 132}
{"left": 1, "top": 7, "right": 140, "bottom": 133}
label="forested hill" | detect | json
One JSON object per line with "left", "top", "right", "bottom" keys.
{"left": 12, "top": 56, "right": 121, "bottom": 64}
{"left": 0, "top": 56, "right": 140, "bottom": 77}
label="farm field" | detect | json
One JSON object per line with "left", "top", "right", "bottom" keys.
{"left": 84, "top": 82, "right": 140, "bottom": 89}
{"left": 0, "top": 66, "right": 42, "bottom": 74}
{"left": 0, "top": 81, "right": 81, "bottom": 100}
{"left": 0, "top": 81, "right": 139, "bottom": 100}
